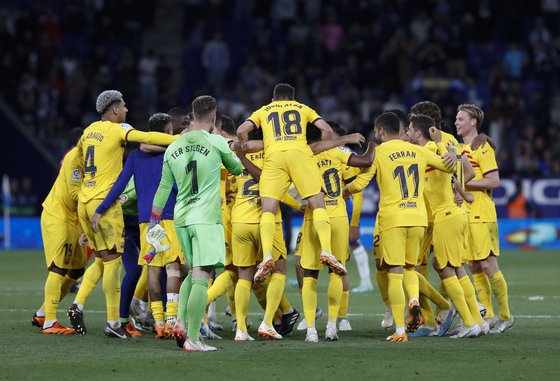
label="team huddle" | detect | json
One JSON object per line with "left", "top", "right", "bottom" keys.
{"left": 32, "top": 83, "right": 513, "bottom": 351}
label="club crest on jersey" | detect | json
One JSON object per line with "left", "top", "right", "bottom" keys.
{"left": 119, "top": 194, "right": 128, "bottom": 204}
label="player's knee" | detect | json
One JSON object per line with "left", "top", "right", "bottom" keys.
{"left": 68, "top": 268, "right": 85, "bottom": 280}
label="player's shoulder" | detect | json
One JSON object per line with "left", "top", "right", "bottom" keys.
{"left": 206, "top": 132, "right": 231, "bottom": 152}
{"left": 473, "top": 143, "right": 495, "bottom": 157}
{"left": 424, "top": 141, "right": 438, "bottom": 153}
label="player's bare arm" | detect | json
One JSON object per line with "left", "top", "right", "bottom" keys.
{"left": 236, "top": 120, "right": 255, "bottom": 143}
{"left": 309, "top": 133, "right": 365, "bottom": 154}
{"left": 347, "top": 142, "right": 376, "bottom": 168}
{"left": 466, "top": 170, "right": 500, "bottom": 191}
{"left": 233, "top": 141, "right": 262, "bottom": 181}
{"left": 453, "top": 177, "right": 474, "bottom": 203}
{"left": 313, "top": 118, "right": 335, "bottom": 140}
{"left": 462, "top": 155, "right": 475, "bottom": 183}
{"left": 140, "top": 143, "right": 166, "bottom": 153}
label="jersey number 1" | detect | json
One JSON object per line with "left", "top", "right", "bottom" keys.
{"left": 186, "top": 160, "right": 199, "bottom": 195}
{"left": 393, "top": 164, "right": 419, "bottom": 199}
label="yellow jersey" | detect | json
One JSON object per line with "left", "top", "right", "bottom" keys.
{"left": 231, "top": 150, "right": 282, "bottom": 224}
{"left": 77, "top": 120, "right": 177, "bottom": 202}
{"left": 348, "top": 139, "right": 453, "bottom": 231}
{"left": 423, "top": 141, "right": 465, "bottom": 223}
{"left": 304, "top": 148, "right": 352, "bottom": 220}
{"left": 246, "top": 100, "right": 321, "bottom": 157}
{"left": 340, "top": 150, "right": 363, "bottom": 227}
{"left": 441, "top": 131, "right": 464, "bottom": 187}
{"left": 41, "top": 147, "right": 83, "bottom": 225}
{"left": 462, "top": 143, "right": 498, "bottom": 223}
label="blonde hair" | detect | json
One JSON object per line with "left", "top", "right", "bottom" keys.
{"left": 457, "top": 104, "right": 484, "bottom": 129}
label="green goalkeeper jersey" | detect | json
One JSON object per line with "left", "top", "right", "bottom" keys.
{"left": 153, "top": 129, "right": 242, "bottom": 227}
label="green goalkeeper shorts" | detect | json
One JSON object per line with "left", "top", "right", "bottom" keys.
{"left": 176, "top": 224, "right": 226, "bottom": 269}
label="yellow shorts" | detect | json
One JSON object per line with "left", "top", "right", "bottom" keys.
{"left": 417, "top": 223, "right": 434, "bottom": 266}
{"left": 462, "top": 223, "right": 471, "bottom": 264}
{"left": 373, "top": 223, "right": 381, "bottom": 260}
{"left": 468, "top": 222, "right": 500, "bottom": 261}
{"left": 232, "top": 222, "right": 286, "bottom": 267}
{"left": 294, "top": 224, "right": 305, "bottom": 257}
{"left": 380, "top": 226, "right": 425, "bottom": 267}
{"left": 139, "top": 220, "right": 185, "bottom": 267}
{"left": 78, "top": 199, "right": 124, "bottom": 253}
{"left": 260, "top": 150, "right": 321, "bottom": 200}
{"left": 433, "top": 214, "right": 468, "bottom": 269}
{"left": 301, "top": 216, "right": 349, "bottom": 271}
{"left": 41, "top": 211, "right": 87, "bottom": 270}
{"left": 222, "top": 203, "right": 233, "bottom": 266}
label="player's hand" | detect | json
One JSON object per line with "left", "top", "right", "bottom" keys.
{"left": 299, "top": 203, "right": 307, "bottom": 213}
{"left": 453, "top": 190, "right": 464, "bottom": 207}
{"left": 78, "top": 233, "right": 89, "bottom": 247}
{"left": 442, "top": 149, "right": 457, "bottom": 168}
{"left": 428, "top": 127, "right": 442, "bottom": 143}
{"left": 344, "top": 133, "right": 365, "bottom": 147}
{"left": 90, "top": 213, "right": 102, "bottom": 233}
{"left": 146, "top": 224, "right": 171, "bottom": 253}
{"left": 463, "top": 192, "right": 474, "bottom": 203}
{"left": 342, "top": 186, "right": 351, "bottom": 200}
{"left": 470, "top": 133, "right": 488, "bottom": 150}
{"left": 349, "top": 226, "right": 360, "bottom": 242}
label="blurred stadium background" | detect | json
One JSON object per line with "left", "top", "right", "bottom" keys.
{"left": 1, "top": 0, "right": 559, "bottom": 250}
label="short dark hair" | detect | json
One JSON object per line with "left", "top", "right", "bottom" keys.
{"left": 375, "top": 112, "right": 400, "bottom": 135}
{"left": 386, "top": 109, "right": 409, "bottom": 130}
{"left": 306, "top": 123, "right": 322, "bottom": 143}
{"left": 327, "top": 121, "right": 347, "bottom": 137}
{"left": 168, "top": 107, "right": 190, "bottom": 135}
{"left": 168, "top": 107, "right": 189, "bottom": 119}
{"left": 409, "top": 114, "right": 434, "bottom": 140}
{"left": 148, "top": 113, "right": 172, "bottom": 133}
{"left": 220, "top": 115, "right": 236, "bottom": 135}
{"left": 248, "top": 128, "right": 263, "bottom": 140}
{"left": 191, "top": 95, "right": 217, "bottom": 122}
{"left": 411, "top": 101, "right": 442, "bottom": 129}
{"left": 273, "top": 83, "right": 295, "bottom": 100}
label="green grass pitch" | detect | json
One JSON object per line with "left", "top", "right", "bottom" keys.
{"left": 1, "top": 249, "right": 559, "bottom": 380}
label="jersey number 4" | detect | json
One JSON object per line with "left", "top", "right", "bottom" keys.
{"left": 393, "top": 164, "right": 419, "bottom": 199}
{"left": 84, "top": 146, "right": 97, "bottom": 177}
{"left": 267, "top": 110, "right": 302, "bottom": 137}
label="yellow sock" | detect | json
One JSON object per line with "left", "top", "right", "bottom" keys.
{"left": 302, "top": 277, "right": 317, "bottom": 328}
{"left": 235, "top": 279, "right": 252, "bottom": 332}
{"left": 260, "top": 212, "right": 276, "bottom": 257}
{"left": 387, "top": 273, "right": 405, "bottom": 330}
{"left": 102, "top": 257, "right": 122, "bottom": 322}
{"left": 459, "top": 276, "right": 484, "bottom": 325}
{"left": 311, "top": 208, "right": 332, "bottom": 253}
{"left": 134, "top": 266, "right": 148, "bottom": 299}
{"left": 278, "top": 294, "right": 292, "bottom": 314}
{"left": 207, "top": 269, "right": 235, "bottom": 305}
{"left": 59, "top": 275, "right": 77, "bottom": 302}
{"left": 489, "top": 271, "right": 511, "bottom": 320}
{"left": 403, "top": 268, "right": 419, "bottom": 301}
{"left": 251, "top": 283, "right": 267, "bottom": 310}
{"left": 419, "top": 294, "right": 435, "bottom": 327}
{"left": 264, "top": 273, "right": 285, "bottom": 325}
{"left": 75, "top": 257, "right": 104, "bottom": 306}
{"left": 376, "top": 269, "right": 389, "bottom": 307}
{"left": 472, "top": 272, "right": 495, "bottom": 318}
{"left": 150, "top": 300, "right": 164, "bottom": 325}
{"left": 442, "top": 276, "right": 475, "bottom": 327}
{"left": 327, "top": 273, "right": 343, "bottom": 323}
{"left": 418, "top": 272, "right": 450, "bottom": 310}
{"left": 44, "top": 272, "right": 65, "bottom": 322}
{"left": 338, "top": 290, "right": 349, "bottom": 319}
{"left": 227, "top": 282, "right": 237, "bottom": 317}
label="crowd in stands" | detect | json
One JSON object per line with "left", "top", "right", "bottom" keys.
{"left": 1, "top": 0, "right": 560, "bottom": 210}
